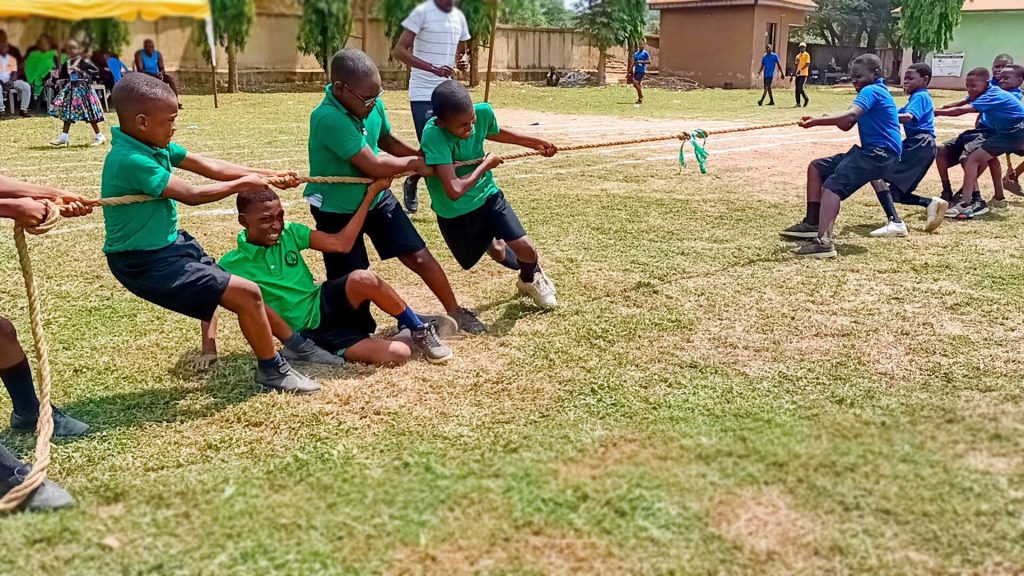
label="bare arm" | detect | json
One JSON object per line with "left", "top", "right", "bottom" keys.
{"left": 378, "top": 132, "right": 422, "bottom": 158}
{"left": 392, "top": 30, "right": 453, "bottom": 78}
{"left": 157, "top": 52, "right": 166, "bottom": 74}
{"left": 934, "top": 104, "right": 977, "bottom": 117}
{"left": 941, "top": 98, "right": 970, "bottom": 109}
{"left": 455, "top": 40, "right": 469, "bottom": 71}
{"left": 757, "top": 63, "right": 765, "bottom": 76}
{"left": 898, "top": 112, "right": 915, "bottom": 124}
{"left": 134, "top": 51, "right": 144, "bottom": 72}
{"left": 799, "top": 105, "right": 863, "bottom": 131}
{"left": 0, "top": 198, "right": 48, "bottom": 227}
{"left": 433, "top": 154, "right": 503, "bottom": 201}
{"left": 0, "top": 175, "right": 93, "bottom": 217}
{"left": 349, "top": 145, "right": 427, "bottom": 179}
{"left": 176, "top": 153, "right": 301, "bottom": 189}
{"left": 309, "top": 179, "right": 391, "bottom": 253}
{"left": 776, "top": 61, "right": 786, "bottom": 78}
{"left": 487, "top": 127, "right": 558, "bottom": 156}
{"left": 160, "top": 173, "right": 270, "bottom": 206}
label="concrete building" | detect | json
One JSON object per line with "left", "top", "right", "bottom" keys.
{"left": 649, "top": 0, "right": 815, "bottom": 88}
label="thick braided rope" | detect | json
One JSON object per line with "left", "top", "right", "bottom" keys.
{"left": 0, "top": 204, "right": 59, "bottom": 512}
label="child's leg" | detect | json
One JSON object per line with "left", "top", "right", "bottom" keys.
{"left": 804, "top": 162, "right": 824, "bottom": 225}
{"left": 505, "top": 236, "right": 540, "bottom": 284}
{"left": 935, "top": 144, "right": 955, "bottom": 196}
{"left": 0, "top": 317, "right": 39, "bottom": 419}
{"left": 344, "top": 269, "right": 415, "bottom": 319}
{"left": 818, "top": 188, "right": 842, "bottom": 240}
{"left": 218, "top": 276, "right": 277, "bottom": 361}
{"left": 397, "top": 248, "right": 460, "bottom": 316}
{"left": 989, "top": 158, "right": 1004, "bottom": 201}
{"left": 62, "top": 121, "right": 71, "bottom": 134}
{"left": 343, "top": 338, "right": 413, "bottom": 366}
{"left": 766, "top": 80, "right": 774, "bottom": 104}
{"left": 486, "top": 239, "right": 520, "bottom": 270}
{"left": 89, "top": 121, "right": 100, "bottom": 135}
{"left": 962, "top": 150, "right": 995, "bottom": 204}
{"left": 869, "top": 179, "right": 902, "bottom": 223}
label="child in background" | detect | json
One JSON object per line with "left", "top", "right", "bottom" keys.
{"left": 780, "top": 54, "right": 901, "bottom": 258}
{"left": 936, "top": 67, "right": 1024, "bottom": 219}
{"left": 106, "top": 52, "right": 130, "bottom": 86}
{"left": 631, "top": 43, "right": 651, "bottom": 105}
{"left": 48, "top": 40, "right": 105, "bottom": 148}
{"left": 794, "top": 43, "right": 811, "bottom": 108}
{"left": 756, "top": 44, "right": 784, "bottom": 107}
{"left": 421, "top": 80, "right": 559, "bottom": 307}
{"left": 869, "top": 63, "right": 947, "bottom": 236}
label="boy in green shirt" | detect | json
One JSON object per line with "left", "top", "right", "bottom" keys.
{"left": 421, "top": 80, "right": 558, "bottom": 308}
{"left": 102, "top": 74, "right": 330, "bottom": 395}
{"left": 307, "top": 49, "right": 484, "bottom": 335}
{"left": 211, "top": 184, "right": 453, "bottom": 365}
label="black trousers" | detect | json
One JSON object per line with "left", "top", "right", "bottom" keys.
{"left": 795, "top": 76, "right": 809, "bottom": 105}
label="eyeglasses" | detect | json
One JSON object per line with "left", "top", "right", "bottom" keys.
{"left": 344, "top": 84, "right": 384, "bottom": 108}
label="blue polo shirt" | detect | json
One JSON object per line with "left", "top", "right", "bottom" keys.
{"left": 852, "top": 78, "right": 903, "bottom": 156}
{"left": 761, "top": 52, "right": 781, "bottom": 78}
{"left": 969, "top": 84, "right": 1024, "bottom": 132}
{"left": 633, "top": 50, "right": 650, "bottom": 75}
{"left": 900, "top": 89, "right": 935, "bottom": 138}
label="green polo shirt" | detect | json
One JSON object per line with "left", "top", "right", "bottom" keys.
{"left": 101, "top": 128, "right": 188, "bottom": 253}
{"left": 218, "top": 222, "right": 323, "bottom": 332}
{"left": 307, "top": 84, "right": 390, "bottom": 214}
{"left": 421, "top": 102, "right": 501, "bottom": 219}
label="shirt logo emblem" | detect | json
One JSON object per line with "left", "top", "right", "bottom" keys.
{"left": 285, "top": 251, "right": 299, "bottom": 267}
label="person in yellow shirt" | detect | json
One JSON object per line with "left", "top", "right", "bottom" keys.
{"left": 795, "top": 42, "right": 810, "bottom": 107}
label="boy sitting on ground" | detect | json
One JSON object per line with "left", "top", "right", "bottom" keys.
{"left": 102, "top": 74, "right": 327, "bottom": 395}
{"left": 936, "top": 67, "right": 1024, "bottom": 219}
{"left": 209, "top": 185, "right": 454, "bottom": 365}
{"left": 421, "top": 80, "right": 558, "bottom": 307}
{"left": 868, "top": 63, "right": 947, "bottom": 237}
{"left": 780, "top": 54, "right": 902, "bottom": 258}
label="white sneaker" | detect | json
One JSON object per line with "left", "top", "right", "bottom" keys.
{"left": 925, "top": 197, "right": 948, "bottom": 232}
{"left": 49, "top": 134, "right": 69, "bottom": 148}
{"left": 91, "top": 133, "right": 106, "bottom": 147}
{"left": 868, "top": 220, "right": 909, "bottom": 238}
{"left": 516, "top": 271, "right": 558, "bottom": 309}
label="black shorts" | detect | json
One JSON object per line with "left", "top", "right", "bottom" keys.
{"left": 941, "top": 129, "right": 989, "bottom": 164}
{"left": 310, "top": 190, "right": 427, "bottom": 279}
{"left": 300, "top": 276, "right": 375, "bottom": 355}
{"left": 979, "top": 126, "right": 1024, "bottom": 157}
{"left": 763, "top": 76, "right": 775, "bottom": 88}
{"left": 106, "top": 230, "right": 230, "bottom": 322}
{"left": 812, "top": 145, "right": 899, "bottom": 200}
{"left": 633, "top": 72, "right": 645, "bottom": 83}
{"left": 886, "top": 133, "right": 936, "bottom": 195}
{"left": 436, "top": 191, "right": 528, "bottom": 270}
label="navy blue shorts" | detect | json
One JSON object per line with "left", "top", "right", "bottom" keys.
{"left": 633, "top": 71, "right": 646, "bottom": 83}
{"left": 301, "top": 276, "right": 375, "bottom": 355}
{"left": 886, "top": 133, "right": 936, "bottom": 195}
{"left": 106, "top": 230, "right": 231, "bottom": 322}
{"left": 812, "top": 146, "right": 899, "bottom": 200}
{"left": 941, "top": 129, "right": 988, "bottom": 163}
{"left": 436, "top": 191, "right": 528, "bottom": 270}
{"left": 411, "top": 100, "right": 434, "bottom": 141}
{"left": 310, "top": 190, "right": 427, "bottom": 279}
{"left": 979, "top": 126, "right": 1024, "bottom": 157}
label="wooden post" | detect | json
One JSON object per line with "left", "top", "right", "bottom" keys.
{"left": 212, "top": 63, "right": 219, "bottom": 109}
{"left": 362, "top": 0, "right": 370, "bottom": 51}
{"left": 483, "top": 0, "right": 499, "bottom": 102}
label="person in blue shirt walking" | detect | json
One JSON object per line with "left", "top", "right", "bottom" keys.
{"left": 936, "top": 67, "right": 1024, "bottom": 219}
{"left": 756, "top": 44, "right": 784, "bottom": 106}
{"left": 134, "top": 39, "right": 181, "bottom": 109}
{"left": 631, "top": 43, "right": 651, "bottom": 105}
{"left": 780, "top": 54, "right": 901, "bottom": 258}
{"left": 868, "top": 63, "right": 947, "bottom": 237}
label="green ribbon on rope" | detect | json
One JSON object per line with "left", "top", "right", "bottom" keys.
{"left": 678, "top": 129, "right": 710, "bottom": 174}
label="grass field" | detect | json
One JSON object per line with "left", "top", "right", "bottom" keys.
{"left": 2, "top": 82, "right": 1024, "bottom": 575}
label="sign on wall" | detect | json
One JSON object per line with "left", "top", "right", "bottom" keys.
{"left": 932, "top": 53, "right": 966, "bottom": 77}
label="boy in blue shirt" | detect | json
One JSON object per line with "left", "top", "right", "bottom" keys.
{"left": 936, "top": 67, "right": 1024, "bottom": 218}
{"left": 780, "top": 54, "right": 901, "bottom": 258}
{"left": 869, "top": 63, "right": 947, "bottom": 236}
{"left": 756, "top": 44, "right": 784, "bottom": 106}
{"left": 631, "top": 43, "right": 651, "bottom": 105}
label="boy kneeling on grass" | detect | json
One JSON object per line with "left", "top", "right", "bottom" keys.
{"left": 102, "top": 73, "right": 330, "bottom": 395}
{"left": 1, "top": 176, "right": 94, "bottom": 510}
{"left": 205, "top": 185, "right": 453, "bottom": 366}
{"left": 421, "top": 80, "right": 558, "bottom": 307}
{"left": 780, "top": 54, "right": 902, "bottom": 258}
{"left": 936, "top": 67, "right": 1024, "bottom": 219}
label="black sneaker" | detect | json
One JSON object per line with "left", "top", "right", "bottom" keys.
{"left": 1, "top": 464, "right": 75, "bottom": 511}
{"left": 970, "top": 198, "right": 989, "bottom": 217}
{"left": 255, "top": 360, "right": 321, "bottom": 395}
{"left": 451, "top": 307, "right": 486, "bottom": 335}
{"left": 793, "top": 237, "right": 837, "bottom": 258}
{"left": 780, "top": 220, "right": 819, "bottom": 239}
{"left": 403, "top": 176, "right": 420, "bottom": 213}
{"left": 757, "top": 99, "right": 763, "bottom": 106}
{"left": 280, "top": 339, "right": 345, "bottom": 366}
{"left": 411, "top": 323, "right": 453, "bottom": 364}
{"left": 11, "top": 406, "right": 90, "bottom": 438}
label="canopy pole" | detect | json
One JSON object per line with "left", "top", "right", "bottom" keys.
{"left": 205, "top": 16, "right": 218, "bottom": 108}
{"left": 483, "top": 0, "right": 498, "bottom": 102}
{"left": 362, "top": 0, "right": 370, "bottom": 51}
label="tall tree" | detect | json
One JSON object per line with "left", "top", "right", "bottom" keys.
{"left": 193, "top": 0, "right": 256, "bottom": 93}
{"left": 808, "top": 0, "right": 898, "bottom": 51}
{"left": 574, "top": 0, "right": 646, "bottom": 85}
{"left": 538, "top": 0, "right": 574, "bottom": 28}
{"left": 72, "top": 19, "right": 131, "bottom": 55}
{"left": 297, "top": 0, "right": 353, "bottom": 74}
{"left": 899, "top": 0, "right": 962, "bottom": 54}
{"left": 459, "top": 0, "right": 499, "bottom": 87}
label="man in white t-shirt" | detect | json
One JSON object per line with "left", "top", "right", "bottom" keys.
{"left": 392, "top": 0, "right": 471, "bottom": 213}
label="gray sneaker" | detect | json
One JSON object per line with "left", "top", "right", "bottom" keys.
{"left": 403, "top": 176, "right": 420, "bottom": 213}
{"left": 412, "top": 314, "right": 459, "bottom": 338}
{"left": 411, "top": 323, "right": 453, "bottom": 364}
{"left": 793, "top": 237, "right": 837, "bottom": 258}
{"left": 11, "top": 406, "right": 90, "bottom": 438}
{"left": 451, "top": 307, "right": 486, "bottom": 335}
{"left": 780, "top": 220, "right": 819, "bottom": 239}
{"left": 256, "top": 360, "right": 321, "bottom": 395}
{"left": 280, "top": 338, "right": 346, "bottom": 366}
{"left": 2, "top": 465, "right": 74, "bottom": 512}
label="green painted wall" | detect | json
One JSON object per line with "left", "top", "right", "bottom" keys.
{"left": 928, "top": 11, "right": 1024, "bottom": 89}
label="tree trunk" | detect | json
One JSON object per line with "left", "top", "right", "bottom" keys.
{"left": 469, "top": 38, "right": 480, "bottom": 87}
{"left": 597, "top": 49, "right": 607, "bottom": 86}
{"left": 865, "top": 30, "right": 878, "bottom": 52}
{"left": 227, "top": 42, "right": 238, "bottom": 93}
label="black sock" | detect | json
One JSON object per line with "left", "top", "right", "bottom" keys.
{"left": 941, "top": 180, "right": 953, "bottom": 196}
{"left": 0, "top": 358, "right": 39, "bottom": 419}
{"left": 805, "top": 201, "right": 821, "bottom": 226}
{"left": 497, "top": 247, "right": 520, "bottom": 270}
{"left": 519, "top": 260, "right": 538, "bottom": 284}
{"left": 875, "top": 189, "right": 902, "bottom": 223}
{"left": 257, "top": 353, "right": 285, "bottom": 370}
{"left": 283, "top": 332, "right": 309, "bottom": 351}
{"left": 973, "top": 190, "right": 983, "bottom": 202}
{"left": 896, "top": 192, "right": 932, "bottom": 208}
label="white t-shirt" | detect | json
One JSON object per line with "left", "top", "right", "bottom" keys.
{"left": 402, "top": 0, "right": 471, "bottom": 102}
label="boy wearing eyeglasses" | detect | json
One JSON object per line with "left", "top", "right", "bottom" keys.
{"left": 306, "top": 48, "right": 486, "bottom": 335}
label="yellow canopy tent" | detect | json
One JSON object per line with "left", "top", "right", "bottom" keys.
{"left": 0, "top": 0, "right": 220, "bottom": 106}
